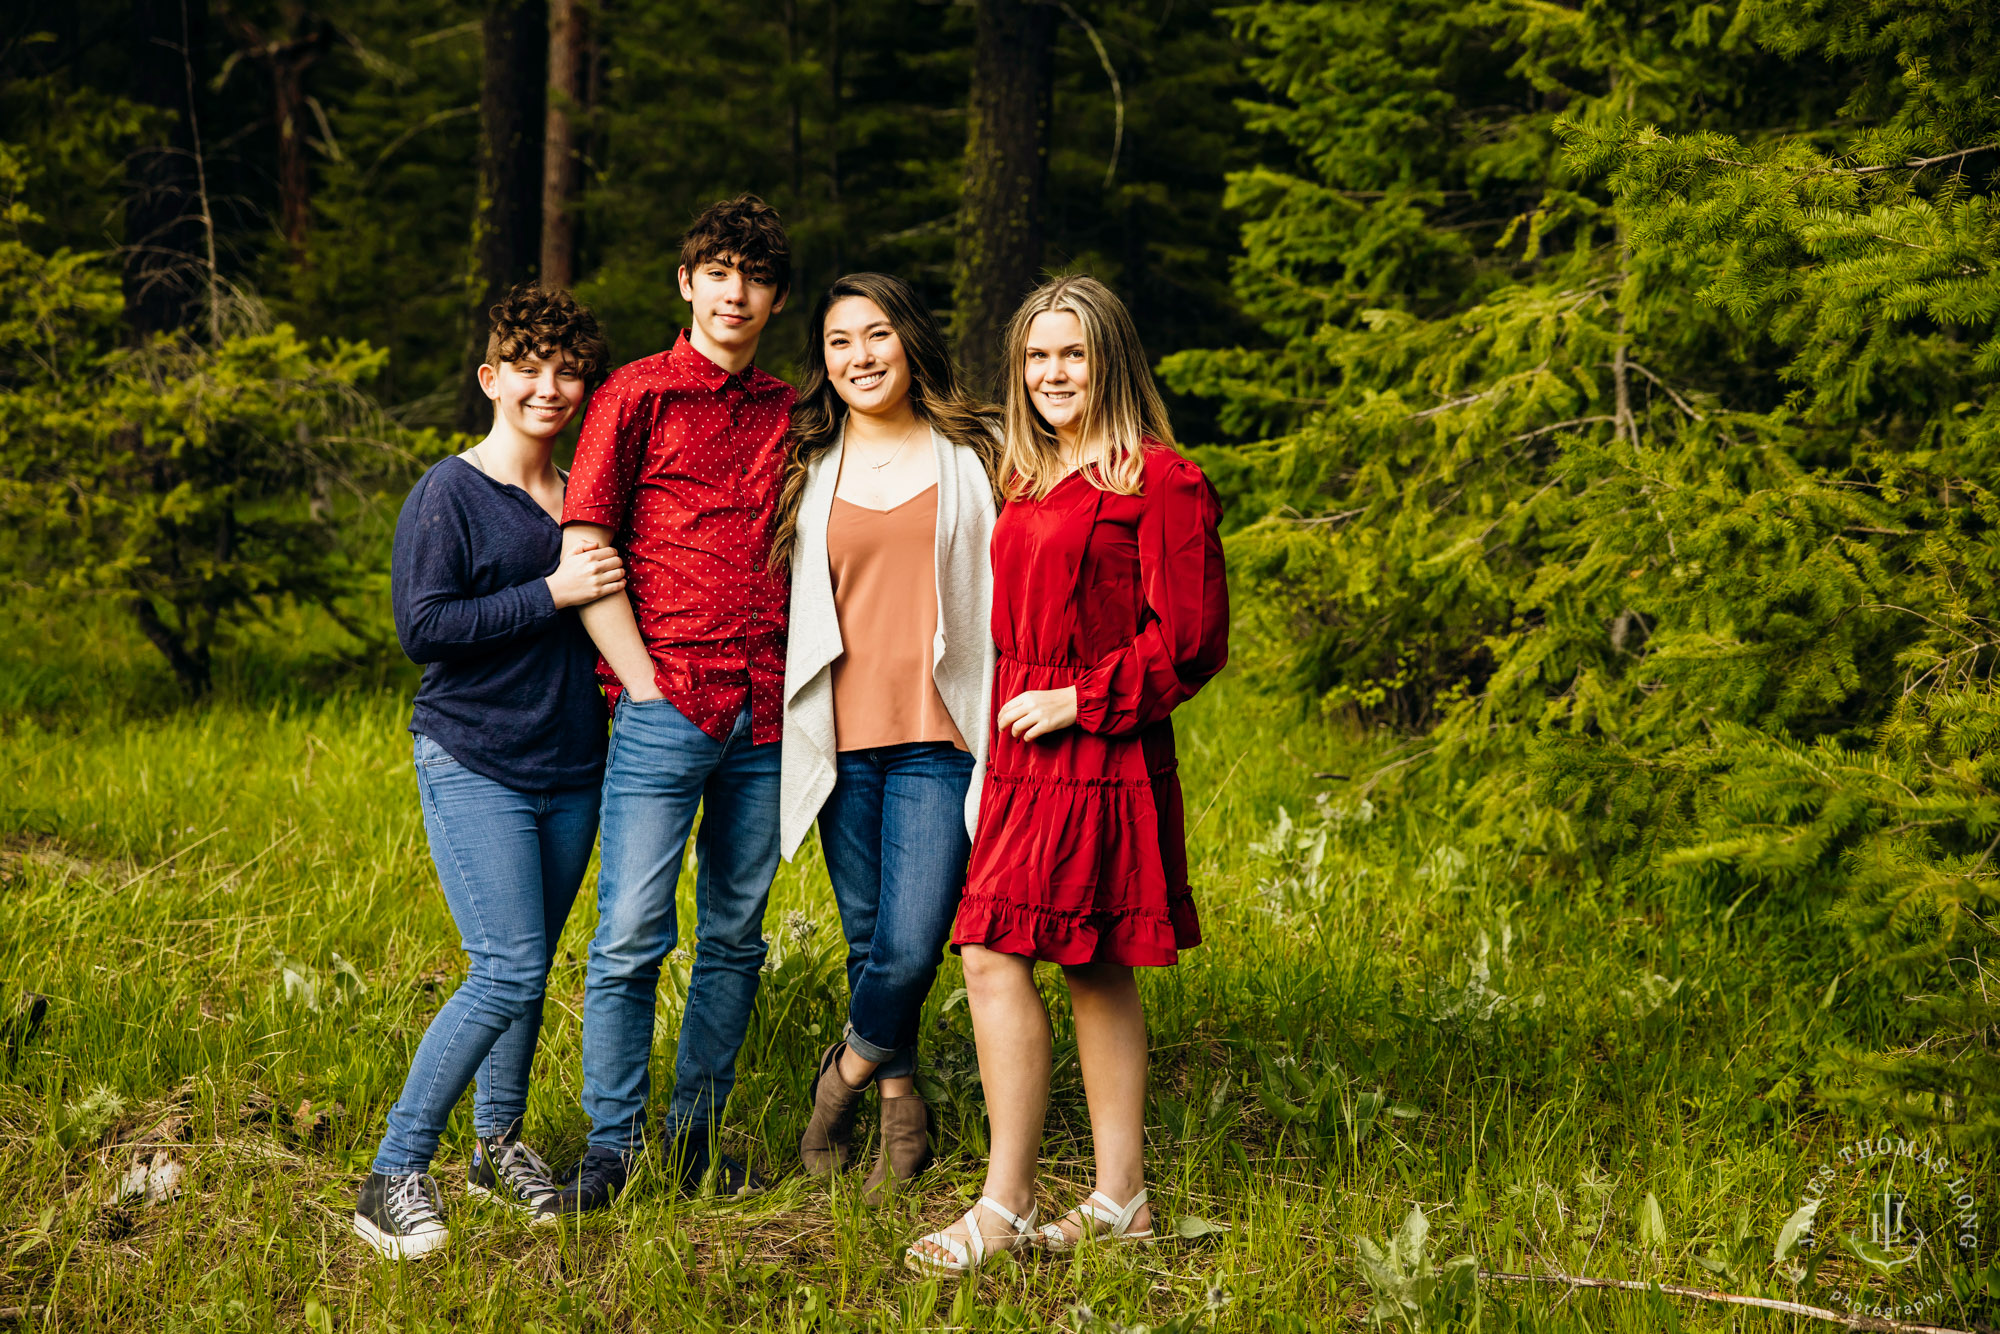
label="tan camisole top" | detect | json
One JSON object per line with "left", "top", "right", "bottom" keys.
{"left": 826, "top": 485, "right": 968, "bottom": 752}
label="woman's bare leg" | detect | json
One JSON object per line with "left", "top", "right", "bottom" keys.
{"left": 1052, "top": 960, "right": 1151, "bottom": 1239}
{"left": 834, "top": 1046, "right": 915, "bottom": 1097}
{"left": 909, "top": 945, "right": 1050, "bottom": 1261}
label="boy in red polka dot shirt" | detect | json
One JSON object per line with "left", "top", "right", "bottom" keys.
{"left": 546, "top": 196, "right": 795, "bottom": 1213}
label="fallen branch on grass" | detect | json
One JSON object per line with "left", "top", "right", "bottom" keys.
{"left": 1480, "top": 1268, "right": 1989, "bottom": 1334}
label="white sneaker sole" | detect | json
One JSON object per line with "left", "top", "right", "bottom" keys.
{"left": 352, "top": 1212, "right": 449, "bottom": 1260}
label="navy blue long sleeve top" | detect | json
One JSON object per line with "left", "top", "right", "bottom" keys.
{"left": 391, "top": 456, "right": 607, "bottom": 791}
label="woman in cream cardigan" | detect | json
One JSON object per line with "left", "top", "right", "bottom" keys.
{"left": 773, "top": 272, "right": 1002, "bottom": 1201}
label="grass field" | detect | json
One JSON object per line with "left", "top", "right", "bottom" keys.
{"left": 0, "top": 596, "right": 1993, "bottom": 1332}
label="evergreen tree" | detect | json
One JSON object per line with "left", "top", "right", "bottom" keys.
{"left": 0, "top": 144, "right": 412, "bottom": 695}
{"left": 1171, "top": 0, "right": 2000, "bottom": 1151}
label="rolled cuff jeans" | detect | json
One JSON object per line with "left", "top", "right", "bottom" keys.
{"left": 581, "top": 697, "right": 782, "bottom": 1153}
{"left": 818, "top": 742, "right": 974, "bottom": 1082}
{"left": 371, "top": 733, "right": 597, "bottom": 1176}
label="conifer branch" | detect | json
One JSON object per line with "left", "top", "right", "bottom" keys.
{"left": 1612, "top": 334, "right": 1637, "bottom": 446}
{"left": 1354, "top": 746, "right": 1437, "bottom": 797}
{"left": 1862, "top": 603, "right": 1988, "bottom": 651}
{"left": 1478, "top": 1269, "right": 1989, "bottom": 1334}
{"left": 1332, "top": 188, "right": 1476, "bottom": 199}
{"left": 1054, "top": 2, "right": 1123, "bottom": 189}
{"left": 1410, "top": 390, "right": 1491, "bottom": 419}
{"left": 1469, "top": 478, "right": 1561, "bottom": 546}
{"left": 1508, "top": 416, "right": 1616, "bottom": 444}
{"left": 1284, "top": 506, "right": 1368, "bottom": 528}
{"left": 1702, "top": 143, "right": 1999, "bottom": 178}
{"left": 179, "top": 0, "right": 222, "bottom": 344}
{"left": 1612, "top": 231, "right": 1636, "bottom": 447}
{"left": 1955, "top": 826, "right": 2000, "bottom": 880}
{"left": 1848, "top": 144, "right": 2000, "bottom": 176}
{"left": 1408, "top": 364, "right": 1550, "bottom": 421}
{"left": 1620, "top": 361, "right": 1706, "bottom": 421}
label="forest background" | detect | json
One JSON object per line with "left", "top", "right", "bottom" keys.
{"left": 2, "top": 0, "right": 2000, "bottom": 1330}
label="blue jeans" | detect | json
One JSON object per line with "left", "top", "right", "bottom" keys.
{"left": 819, "top": 742, "right": 974, "bottom": 1081}
{"left": 582, "top": 697, "right": 782, "bottom": 1152}
{"left": 372, "top": 734, "right": 598, "bottom": 1176}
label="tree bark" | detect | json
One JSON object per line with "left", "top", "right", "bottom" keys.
{"left": 951, "top": 0, "right": 1056, "bottom": 397}
{"left": 456, "top": 0, "right": 547, "bottom": 434}
{"left": 221, "top": 7, "right": 333, "bottom": 256}
{"left": 129, "top": 597, "right": 212, "bottom": 698}
{"left": 782, "top": 0, "right": 803, "bottom": 197}
{"left": 540, "top": 0, "right": 583, "bottom": 290}
{"left": 124, "top": 0, "right": 212, "bottom": 337}
{"left": 827, "top": 0, "right": 843, "bottom": 272}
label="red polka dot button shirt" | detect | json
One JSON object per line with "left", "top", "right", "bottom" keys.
{"left": 562, "top": 329, "right": 796, "bottom": 744}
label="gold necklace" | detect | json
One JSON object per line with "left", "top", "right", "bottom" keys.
{"left": 863, "top": 419, "right": 923, "bottom": 471}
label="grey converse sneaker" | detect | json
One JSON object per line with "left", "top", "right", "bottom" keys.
{"left": 466, "top": 1127, "right": 561, "bottom": 1212}
{"left": 353, "top": 1172, "right": 449, "bottom": 1259}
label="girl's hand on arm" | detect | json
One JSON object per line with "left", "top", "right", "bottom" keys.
{"left": 563, "top": 523, "right": 663, "bottom": 701}
{"left": 545, "top": 539, "right": 626, "bottom": 609}
{"left": 997, "top": 687, "right": 1078, "bottom": 741}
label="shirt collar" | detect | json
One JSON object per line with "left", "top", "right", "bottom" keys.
{"left": 671, "top": 328, "right": 761, "bottom": 393}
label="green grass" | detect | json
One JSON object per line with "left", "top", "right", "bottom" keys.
{"left": 0, "top": 597, "right": 1993, "bottom": 1332}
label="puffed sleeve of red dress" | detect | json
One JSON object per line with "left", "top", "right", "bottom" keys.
{"left": 1072, "top": 456, "right": 1229, "bottom": 736}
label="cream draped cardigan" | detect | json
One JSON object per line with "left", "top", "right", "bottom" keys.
{"left": 779, "top": 423, "right": 998, "bottom": 860}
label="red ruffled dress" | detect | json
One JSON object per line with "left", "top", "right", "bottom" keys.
{"left": 951, "top": 443, "right": 1229, "bottom": 967}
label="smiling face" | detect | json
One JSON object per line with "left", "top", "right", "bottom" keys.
{"left": 679, "top": 253, "right": 786, "bottom": 361}
{"left": 478, "top": 351, "right": 586, "bottom": 441}
{"left": 1023, "top": 309, "right": 1091, "bottom": 443}
{"left": 821, "top": 295, "right": 913, "bottom": 418}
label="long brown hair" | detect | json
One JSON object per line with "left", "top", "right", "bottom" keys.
{"left": 1001, "top": 274, "right": 1174, "bottom": 500}
{"left": 769, "top": 273, "right": 1002, "bottom": 569}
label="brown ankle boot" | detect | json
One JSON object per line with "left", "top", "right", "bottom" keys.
{"left": 800, "top": 1042, "right": 868, "bottom": 1174}
{"left": 862, "top": 1091, "right": 931, "bottom": 1204}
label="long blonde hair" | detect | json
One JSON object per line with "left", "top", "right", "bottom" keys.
{"left": 1001, "top": 275, "right": 1174, "bottom": 500}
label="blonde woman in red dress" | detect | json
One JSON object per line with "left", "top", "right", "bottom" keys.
{"left": 905, "top": 275, "right": 1228, "bottom": 1274}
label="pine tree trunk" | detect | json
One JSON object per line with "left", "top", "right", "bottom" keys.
{"left": 125, "top": 0, "right": 221, "bottom": 694}
{"left": 827, "top": 0, "right": 843, "bottom": 272}
{"left": 456, "top": 0, "right": 548, "bottom": 434}
{"left": 782, "top": 0, "right": 804, "bottom": 197}
{"left": 273, "top": 54, "right": 312, "bottom": 250}
{"left": 128, "top": 598, "right": 212, "bottom": 698}
{"left": 540, "top": 0, "right": 583, "bottom": 291}
{"left": 222, "top": 10, "right": 333, "bottom": 257}
{"left": 124, "top": 0, "right": 211, "bottom": 336}
{"left": 951, "top": 0, "right": 1055, "bottom": 397}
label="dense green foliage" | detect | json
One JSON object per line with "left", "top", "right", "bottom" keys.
{"left": 5, "top": 0, "right": 2000, "bottom": 1324}
{"left": 0, "top": 142, "right": 414, "bottom": 696}
{"left": 1167, "top": 0, "right": 2000, "bottom": 1154}
{"left": 3, "top": 0, "right": 1261, "bottom": 687}
{"left": 4, "top": 0, "right": 1257, "bottom": 405}
{"left": 0, "top": 143, "right": 415, "bottom": 694}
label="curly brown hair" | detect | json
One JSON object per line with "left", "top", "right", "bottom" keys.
{"left": 680, "top": 194, "right": 792, "bottom": 295}
{"left": 483, "top": 283, "right": 610, "bottom": 388}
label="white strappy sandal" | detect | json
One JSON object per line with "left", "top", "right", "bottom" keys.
{"left": 1038, "top": 1188, "right": 1155, "bottom": 1252}
{"left": 903, "top": 1196, "right": 1039, "bottom": 1275}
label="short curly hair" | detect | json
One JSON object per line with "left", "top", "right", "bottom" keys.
{"left": 679, "top": 194, "right": 791, "bottom": 294}
{"left": 483, "top": 283, "right": 610, "bottom": 388}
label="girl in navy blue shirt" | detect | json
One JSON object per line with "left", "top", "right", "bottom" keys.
{"left": 355, "top": 285, "right": 623, "bottom": 1260}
